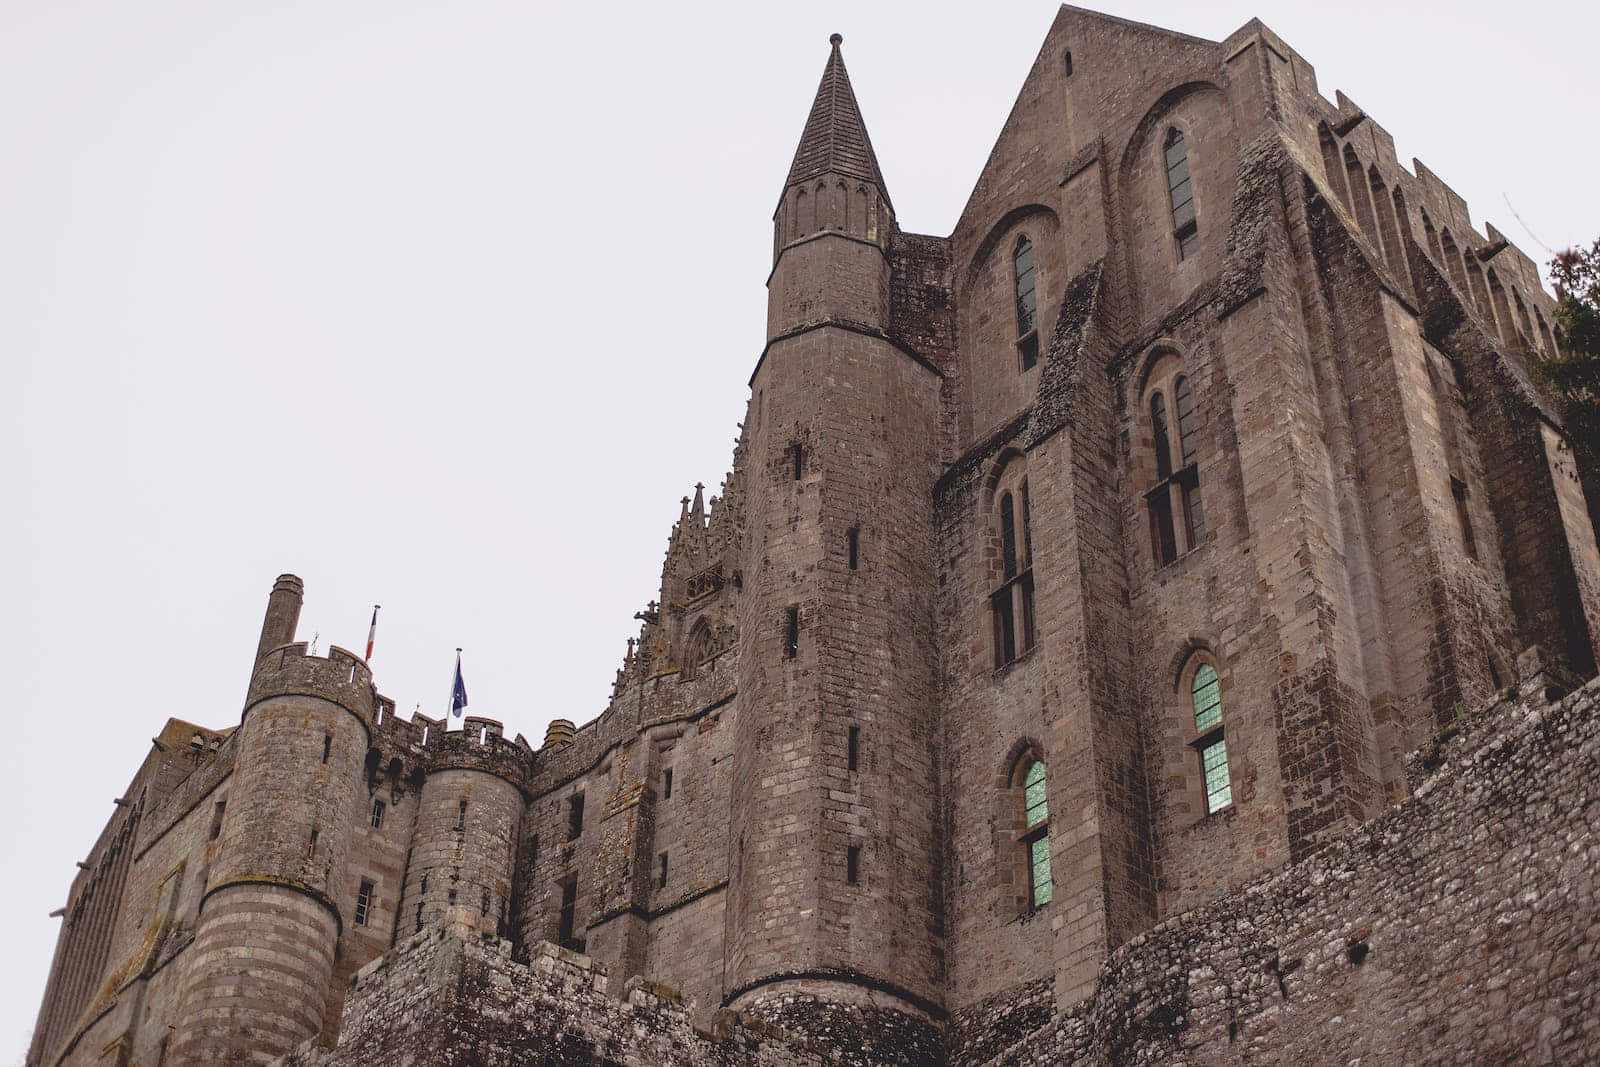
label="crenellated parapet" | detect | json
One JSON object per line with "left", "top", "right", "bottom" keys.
{"left": 247, "top": 642, "right": 376, "bottom": 729}
{"left": 423, "top": 716, "right": 535, "bottom": 794}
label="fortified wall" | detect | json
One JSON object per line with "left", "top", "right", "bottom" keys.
{"left": 282, "top": 660, "right": 1600, "bottom": 1065}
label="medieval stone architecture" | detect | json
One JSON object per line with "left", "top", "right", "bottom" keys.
{"left": 28, "top": 7, "right": 1600, "bottom": 1065}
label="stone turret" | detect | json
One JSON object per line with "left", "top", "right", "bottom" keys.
{"left": 169, "top": 578, "right": 373, "bottom": 1064}
{"left": 397, "top": 716, "right": 531, "bottom": 939}
{"left": 726, "top": 34, "right": 946, "bottom": 1054}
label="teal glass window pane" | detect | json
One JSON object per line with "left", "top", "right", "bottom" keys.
{"left": 1023, "top": 761, "right": 1048, "bottom": 826}
{"left": 1030, "top": 834, "right": 1053, "bottom": 906}
{"left": 1192, "top": 663, "right": 1221, "bottom": 731}
{"left": 1201, "top": 738, "right": 1232, "bottom": 812}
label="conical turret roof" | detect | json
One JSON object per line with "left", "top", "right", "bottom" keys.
{"left": 784, "top": 34, "right": 892, "bottom": 212}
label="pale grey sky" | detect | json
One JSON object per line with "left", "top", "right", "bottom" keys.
{"left": 6, "top": 0, "right": 1595, "bottom": 1058}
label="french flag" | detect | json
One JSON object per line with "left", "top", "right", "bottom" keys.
{"left": 365, "top": 605, "right": 380, "bottom": 662}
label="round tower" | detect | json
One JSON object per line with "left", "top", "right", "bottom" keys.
{"left": 726, "top": 35, "right": 945, "bottom": 1055}
{"left": 397, "top": 716, "right": 530, "bottom": 940}
{"left": 169, "top": 577, "right": 372, "bottom": 1065}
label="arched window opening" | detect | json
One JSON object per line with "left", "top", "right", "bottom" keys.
{"left": 1488, "top": 271, "right": 1516, "bottom": 347}
{"left": 1144, "top": 361, "right": 1206, "bottom": 567}
{"left": 1190, "top": 662, "right": 1232, "bottom": 814}
{"left": 680, "top": 619, "right": 714, "bottom": 682}
{"left": 1164, "top": 129, "right": 1199, "bottom": 260}
{"left": 1369, "top": 168, "right": 1403, "bottom": 274}
{"left": 1014, "top": 237, "right": 1040, "bottom": 371}
{"left": 1535, "top": 309, "right": 1558, "bottom": 356}
{"left": 1422, "top": 211, "right": 1444, "bottom": 263}
{"left": 1343, "top": 145, "right": 1379, "bottom": 240}
{"left": 1465, "top": 256, "right": 1493, "bottom": 322}
{"left": 990, "top": 467, "right": 1036, "bottom": 667}
{"left": 1512, "top": 290, "right": 1536, "bottom": 348}
{"left": 1440, "top": 230, "right": 1469, "bottom": 292}
{"left": 1015, "top": 757, "right": 1053, "bottom": 911}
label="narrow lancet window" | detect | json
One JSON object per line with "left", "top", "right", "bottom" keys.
{"left": 991, "top": 467, "right": 1037, "bottom": 667}
{"left": 1191, "top": 663, "right": 1232, "bottom": 814}
{"left": 1145, "top": 361, "right": 1206, "bottom": 567}
{"left": 1020, "top": 759, "right": 1053, "bottom": 909}
{"left": 1165, "top": 129, "right": 1198, "bottom": 259}
{"left": 1014, "top": 237, "right": 1039, "bottom": 370}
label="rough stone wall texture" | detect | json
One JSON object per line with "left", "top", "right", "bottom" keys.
{"left": 29, "top": 8, "right": 1600, "bottom": 1067}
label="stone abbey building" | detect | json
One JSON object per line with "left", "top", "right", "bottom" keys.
{"left": 29, "top": 7, "right": 1600, "bottom": 1065}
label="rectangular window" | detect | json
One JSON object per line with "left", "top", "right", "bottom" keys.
{"left": 456, "top": 800, "right": 467, "bottom": 831}
{"left": 992, "top": 588, "right": 1016, "bottom": 667}
{"left": 663, "top": 769, "right": 673, "bottom": 800}
{"left": 307, "top": 828, "right": 319, "bottom": 857}
{"left": 567, "top": 795, "right": 584, "bottom": 841}
{"left": 1198, "top": 734, "right": 1232, "bottom": 813}
{"left": 846, "top": 845, "right": 860, "bottom": 885}
{"left": 371, "top": 799, "right": 386, "bottom": 830}
{"left": 1028, "top": 835, "right": 1053, "bottom": 909}
{"left": 785, "top": 606, "right": 799, "bottom": 659}
{"left": 1178, "top": 469, "right": 1205, "bottom": 551}
{"left": 355, "top": 880, "right": 373, "bottom": 926}
{"left": 848, "top": 527, "right": 859, "bottom": 570}
{"left": 847, "top": 726, "right": 860, "bottom": 772}
{"left": 658, "top": 852, "right": 669, "bottom": 889}
{"left": 322, "top": 734, "right": 332, "bottom": 764}
{"left": 1148, "top": 487, "right": 1178, "bottom": 566}
{"left": 558, "top": 879, "right": 579, "bottom": 950}
{"left": 1451, "top": 476, "right": 1477, "bottom": 559}
{"left": 209, "top": 801, "right": 225, "bottom": 841}
{"left": 1018, "top": 333, "right": 1039, "bottom": 372}
{"left": 792, "top": 443, "right": 804, "bottom": 481}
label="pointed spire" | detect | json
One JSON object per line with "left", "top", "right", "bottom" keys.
{"left": 785, "top": 33, "right": 891, "bottom": 211}
{"left": 691, "top": 482, "right": 706, "bottom": 525}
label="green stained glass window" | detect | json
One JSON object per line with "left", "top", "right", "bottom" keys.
{"left": 1201, "top": 737, "right": 1232, "bottom": 813}
{"left": 1192, "top": 663, "right": 1221, "bottom": 731}
{"left": 1023, "top": 760, "right": 1048, "bottom": 827}
{"left": 1030, "top": 834, "right": 1053, "bottom": 907}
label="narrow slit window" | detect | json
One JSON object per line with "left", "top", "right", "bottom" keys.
{"left": 1019, "top": 759, "right": 1053, "bottom": 910}
{"left": 1014, "top": 237, "right": 1039, "bottom": 371}
{"left": 848, "top": 527, "right": 859, "bottom": 570}
{"left": 447, "top": 889, "right": 456, "bottom": 906}
{"left": 355, "top": 880, "right": 373, "bottom": 926}
{"left": 322, "top": 734, "right": 332, "bottom": 764}
{"left": 456, "top": 800, "right": 467, "bottom": 831}
{"left": 415, "top": 901, "right": 423, "bottom": 932}
{"left": 307, "top": 828, "right": 319, "bottom": 857}
{"left": 1191, "top": 663, "right": 1232, "bottom": 814}
{"left": 658, "top": 852, "right": 669, "bottom": 889}
{"left": 792, "top": 443, "right": 804, "bottom": 481}
{"left": 371, "top": 798, "right": 386, "bottom": 830}
{"left": 1164, "top": 128, "right": 1198, "bottom": 259}
{"left": 846, "top": 845, "right": 860, "bottom": 885}
{"left": 785, "top": 606, "right": 799, "bottom": 659}
{"left": 558, "top": 879, "right": 579, "bottom": 949}
{"left": 663, "top": 768, "right": 673, "bottom": 800}
{"left": 1001, "top": 492, "right": 1018, "bottom": 578}
{"left": 481, "top": 889, "right": 490, "bottom": 916}
{"left": 1451, "top": 476, "right": 1477, "bottom": 559}
{"left": 568, "top": 795, "right": 585, "bottom": 840}
{"left": 847, "top": 725, "right": 860, "bottom": 771}
{"left": 209, "top": 801, "right": 225, "bottom": 841}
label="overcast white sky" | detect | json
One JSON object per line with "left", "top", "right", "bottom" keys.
{"left": 5, "top": 0, "right": 1596, "bottom": 1058}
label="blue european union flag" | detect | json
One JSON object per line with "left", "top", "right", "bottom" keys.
{"left": 451, "top": 652, "right": 468, "bottom": 717}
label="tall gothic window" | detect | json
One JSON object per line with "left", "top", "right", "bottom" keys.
{"left": 1165, "top": 128, "right": 1198, "bottom": 260}
{"left": 1144, "top": 360, "right": 1206, "bottom": 567}
{"left": 991, "top": 465, "right": 1036, "bottom": 667}
{"left": 1014, "top": 237, "right": 1040, "bottom": 371}
{"left": 1190, "top": 661, "right": 1232, "bottom": 814}
{"left": 1017, "top": 758, "right": 1053, "bottom": 910}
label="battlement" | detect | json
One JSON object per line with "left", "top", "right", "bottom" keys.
{"left": 246, "top": 642, "right": 375, "bottom": 727}
{"left": 422, "top": 716, "right": 534, "bottom": 792}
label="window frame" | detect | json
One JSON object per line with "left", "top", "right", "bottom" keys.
{"left": 1164, "top": 127, "right": 1199, "bottom": 261}
{"left": 1141, "top": 357, "right": 1207, "bottom": 568}
{"left": 1010, "top": 754, "right": 1054, "bottom": 914}
{"left": 1181, "top": 654, "right": 1233, "bottom": 818}
{"left": 1013, "top": 235, "right": 1041, "bottom": 372}
{"left": 990, "top": 465, "right": 1038, "bottom": 669}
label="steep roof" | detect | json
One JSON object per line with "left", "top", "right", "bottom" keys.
{"left": 783, "top": 34, "right": 892, "bottom": 212}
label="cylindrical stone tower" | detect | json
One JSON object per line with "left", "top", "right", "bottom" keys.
{"left": 169, "top": 577, "right": 372, "bottom": 1065}
{"left": 725, "top": 36, "right": 945, "bottom": 1057}
{"left": 397, "top": 716, "right": 530, "bottom": 940}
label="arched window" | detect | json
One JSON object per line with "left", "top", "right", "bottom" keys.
{"left": 680, "top": 619, "right": 714, "bottom": 681}
{"left": 990, "top": 462, "right": 1036, "bottom": 667}
{"left": 1190, "top": 662, "right": 1232, "bottom": 814}
{"left": 1014, "top": 237, "right": 1040, "bottom": 371}
{"left": 1143, "top": 359, "right": 1206, "bottom": 567}
{"left": 1164, "top": 128, "right": 1198, "bottom": 260}
{"left": 1013, "top": 757, "right": 1053, "bottom": 911}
